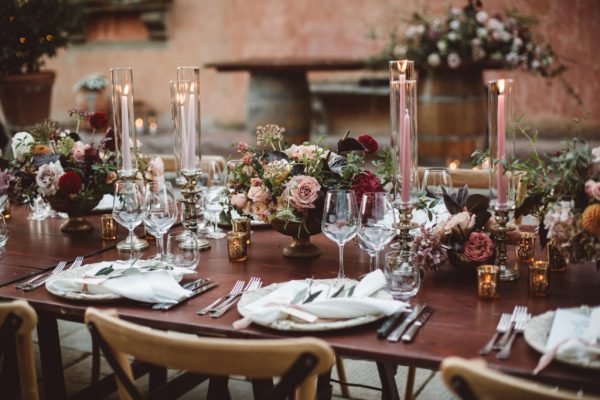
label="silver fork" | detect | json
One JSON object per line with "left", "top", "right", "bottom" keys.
{"left": 479, "top": 313, "right": 511, "bottom": 355}
{"left": 494, "top": 305, "right": 526, "bottom": 349}
{"left": 15, "top": 261, "right": 67, "bottom": 290}
{"left": 497, "top": 312, "right": 531, "bottom": 360}
{"left": 210, "top": 277, "right": 262, "bottom": 318}
{"left": 21, "top": 260, "right": 69, "bottom": 291}
{"left": 24, "top": 256, "right": 85, "bottom": 291}
{"left": 196, "top": 280, "right": 245, "bottom": 315}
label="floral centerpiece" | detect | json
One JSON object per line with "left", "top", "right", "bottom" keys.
{"left": 7, "top": 110, "right": 117, "bottom": 232}
{"left": 227, "top": 124, "right": 383, "bottom": 257}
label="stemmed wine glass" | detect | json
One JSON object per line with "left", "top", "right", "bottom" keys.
{"left": 113, "top": 180, "right": 146, "bottom": 264}
{"left": 358, "top": 192, "right": 397, "bottom": 271}
{"left": 205, "top": 193, "right": 227, "bottom": 239}
{"left": 421, "top": 167, "right": 453, "bottom": 224}
{"left": 322, "top": 189, "right": 359, "bottom": 279}
{"left": 202, "top": 159, "right": 227, "bottom": 238}
{"left": 144, "top": 181, "right": 178, "bottom": 260}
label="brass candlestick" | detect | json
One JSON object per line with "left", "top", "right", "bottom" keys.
{"left": 490, "top": 205, "right": 518, "bottom": 281}
{"left": 177, "top": 169, "right": 210, "bottom": 250}
{"left": 395, "top": 204, "right": 416, "bottom": 251}
{"left": 116, "top": 175, "right": 149, "bottom": 251}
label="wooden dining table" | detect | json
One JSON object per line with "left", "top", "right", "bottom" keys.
{"left": 0, "top": 206, "right": 599, "bottom": 399}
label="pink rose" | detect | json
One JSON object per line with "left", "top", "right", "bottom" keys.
{"left": 284, "top": 175, "right": 321, "bottom": 210}
{"left": 237, "top": 142, "right": 249, "bottom": 153}
{"left": 242, "top": 153, "right": 253, "bottom": 165}
{"left": 72, "top": 141, "right": 85, "bottom": 162}
{"left": 464, "top": 232, "right": 494, "bottom": 262}
{"left": 284, "top": 144, "right": 318, "bottom": 160}
{"left": 585, "top": 180, "right": 600, "bottom": 201}
{"left": 230, "top": 192, "right": 248, "bottom": 209}
{"left": 250, "top": 201, "right": 270, "bottom": 222}
{"left": 247, "top": 185, "right": 271, "bottom": 203}
{"left": 250, "top": 177, "right": 263, "bottom": 186}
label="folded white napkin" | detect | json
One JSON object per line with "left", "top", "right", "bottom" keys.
{"left": 46, "top": 261, "right": 193, "bottom": 304}
{"left": 93, "top": 194, "right": 114, "bottom": 211}
{"left": 235, "top": 270, "right": 410, "bottom": 329}
{"left": 534, "top": 306, "right": 600, "bottom": 374}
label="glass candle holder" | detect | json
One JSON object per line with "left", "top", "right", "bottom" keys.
{"left": 548, "top": 240, "right": 567, "bottom": 272}
{"left": 516, "top": 232, "right": 535, "bottom": 264}
{"left": 487, "top": 79, "right": 515, "bottom": 210}
{"left": 389, "top": 60, "right": 419, "bottom": 207}
{"left": 101, "top": 214, "right": 118, "bottom": 240}
{"left": 227, "top": 232, "right": 248, "bottom": 262}
{"left": 172, "top": 66, "right": 200, "bottom": 175}
{"left": 528, "top": 261, "right": 549, "bottom": 297}
{"left": 110, "top": 67, "right": 138, "bottom": 178}
{"left": 232, "top": 217, "right": 251, "bottom": 246}
{"left": 477, "top": 265, "right": 499, "bottom": 300}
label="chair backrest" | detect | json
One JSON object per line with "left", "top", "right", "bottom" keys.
{"left": 0, "top": 300, "right": 39, "bottom": 400}
{"left": 440, "top": 357, "right": 600, "bottom": 400}
{"left": 84, "top": 307, "right": 335, "bottom": 400}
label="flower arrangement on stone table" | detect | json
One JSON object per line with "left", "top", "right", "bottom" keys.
{"left": 227, "top": 124, "right": 384, "bottom": 234}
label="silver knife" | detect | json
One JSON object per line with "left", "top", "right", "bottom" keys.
{"left": 387, "top": 303, "right": 426, "bottom": 342}
{"left": 153, "top": 281, "right": 217, "bottom": 311}
{"left": 401, "top": 306, "right": 434, "bottom": 342}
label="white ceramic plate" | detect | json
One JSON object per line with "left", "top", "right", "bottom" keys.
{"left": 524, "top": 306, "right": 600, "bottom": 370}
{"left": 237, "top": 278, "right": 391, "bottom": 332}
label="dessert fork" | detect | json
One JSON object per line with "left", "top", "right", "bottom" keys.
{"left": 479, "top": 313, "right": 511, "bottom": 355}
{"left": 196, "top": 280, "right": 244, "bottom": 315}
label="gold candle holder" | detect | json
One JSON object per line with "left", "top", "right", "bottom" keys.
{"left": 516, "top": 232, "right": 535, "bottom": 265}
{"left": 232, "top": 217, "right": 251, "bottom": 246}
{"left": 547, "top": 240, "right": 567, "bottom": 272}
{"left": 100, "top": 214, "right": 118, "bottom": 240}
{"left": 477, "top": 265, "right": 499, "bottom": 300}
{"left": 227, "top": 232, "right": 248, "bottom": 262}
{"left": 491, "top": 205, "right": 519, "bottom": 281}
{"left": 528, "top": 261, "right": 549, "bottom": 297}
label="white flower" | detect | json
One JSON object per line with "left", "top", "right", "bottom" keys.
{"left": 543, "top": 201, "right": 576, "bottom": 242}
{"left": 476, "top": 11, "right": 488, "bottom": 23}
{"left": 432, "top": 18, "right": 442, "bottom": 28}
{"left": 450, "top": 7, "right": 462, "bottom": 16}
{"left": 447, "top": 31, "right": 459, "bottom": 42}
{"left": 476, "top": 27, "right": 488, "bottom": 38}
{"left": 543, "top": 56, "right": 553, "bottom": 66}
{"left": 427, "top": 53, "right": 441, "bottom": 67}
{"left": 284, "top": 144, "right": 319, "bottom": 160}
{"left": 36, "top": 161, "right": 64, "bottom": 196}
{"left": 531, "top": 60, "right": 541, "bottom": 70}
{"left": 393, "top": 45, "right": 407, "bottom": 57}
{"left": 436, "top": 40, "right": 448, "bottom": 54}
{"left": 500, "top": 31, "right": 512, "bottom": 42}
{"left": 449, "top": 20, "right": 461, "bottom": 30}
{"left": 447, "top": 53, "right": 461, "bottom": 69}
{"left": 512, "top": 37, "right": 523, "bottom": 49}
{"left": 491, "top": 51, "right": 503, "bottom": 61}
{"left": 472, "top": 46, "right": 486, "bottom": 61}
{"left": 471, "top": 38, "right": 481, "bottom": 47}
{"left": 486, "top": 18, "right": 504, "bottom": 31}
{"left": 591, "top": 147, "right": 600, "bottom": 163}
{"left": 11, "top": 131, "right": 34, "bottom": 162}
{"left": 415, "top": 25, "right": 426, "bottom": 35}
{"left": 505, "top": 52, "right": 519, "bottom": 66}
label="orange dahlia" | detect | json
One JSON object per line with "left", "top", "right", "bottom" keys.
{"left": 32, "top": 144, "right": 52, "bottom": 155}
{"left": 582, "top": 204, "right": 600, "bottom": 237}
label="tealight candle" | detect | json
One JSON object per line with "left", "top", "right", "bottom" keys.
{"left": 101, "top": 214, "right": 118, "bottom": 240}
{"left": 227, "top": 232, "right": 248, "bottom": 262}
{"left": 477, "top": 265, "right": 499, "bottom": 300}
{"left": 232, "top": 217, "right": 252, "bottom": 246}
{"left": 547, "top": 240, "right": 567, "bottom": 272}
{"left": 528, "top": 261, "right": 549, "bottom": 297}
{"left": 516, "top": 232, "right": 535, "bottom": 264}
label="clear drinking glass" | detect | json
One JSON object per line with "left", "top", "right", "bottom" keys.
{"left": 144, "top": 182, "right": 178, "bottom": 260}
{"left": 166, "top": 232, "right": 200, "bottom": 269}
{"left": 384, "top": 250, "right": 420, "bottom": 300}
{"left": 421, "top": 167, "right": 453, "bottom": 223}
{"left": 205, "top": 193, "right": 227, "bottom": 239}
{"left": 0, "top": 214, "right": 8, "bottom": 248}
{"left": 202, "top": 159, "right": 226, "bottom": 237}
{"left": 358, "top": 192, "right": 397, "bottom": 271}
{"left": 322, "top": 189, "right": 359, "bottom": 279}
{"left": 113, "top": 180, "right": 146, "bottom": 264}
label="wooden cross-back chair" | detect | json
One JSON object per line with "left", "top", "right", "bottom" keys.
{"left": 84, "top": 307, "right": 335, "bottom": 400}
{"left": 0, "top": 300, "right": 39, "bottom": 400}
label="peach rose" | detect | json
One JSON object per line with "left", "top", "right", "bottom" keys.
{"left": 72, "top": 141, "right": 85, "bottom": 162}
{"left": 585, "top": 180, "right": 600, "bottom": 201}
{"left": 230, "top": 192, "right": 248, "bottom": 209}
{"left": 247, "top": 185, "right": 271, "bottom": 203}
{"left": 284, "top": 175, "right": 321, "bottom": 210}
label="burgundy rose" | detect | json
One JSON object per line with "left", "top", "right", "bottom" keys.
{"left": 351, "top": 171, "right": 384, "bottom": 205}
{"left": 464, "top": 232, "right": 494, "bottom": 262}
{"left": 84, "top": 145, "right": 101, "bottom": 164}
{"left": 102, "top": 128, "right": 116, "bottom": 151}
{"left": 357, "top": 134, "right": 379, "bottom": 154}
{"left": 88, "top": 112, "right": 109, "bottom": 130}
{"left": 58, "top": 171, "right": 83, "bottom": 195}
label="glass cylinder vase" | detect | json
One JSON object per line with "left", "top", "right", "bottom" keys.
{"left": 110, "top": 67, "right": 138, "bottom": 178}
{"left": 487, "top": 79, "right": 515, "bottom": 210}
{"left": 174, "top": 66, "right": 200, "bottom": 175}
{"left": 389, "top": 60, "right": 419, "bottom": 208}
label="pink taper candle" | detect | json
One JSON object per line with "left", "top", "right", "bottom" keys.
{"left": 401, "top": 109, "right": 411, "bottom": 203}
{"left": 496, "top": 80, "right": 507, "bottom": 206}
{"left": 120, "top": 85, "right": 132, "bottom": 171}
{"left": 187, "top": 84, "right": 197, "bottom": 170}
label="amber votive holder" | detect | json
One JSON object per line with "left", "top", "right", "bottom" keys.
{"left": 528, "top": 261, "right": 549, "bottom": 297}
{"left": 547, "top": 240, "right": 567, "bottom": 272}
{"left": 516, "top": 232, "right": 535, "bottom": 264}
{"left": 227, "top": 232, "right": 248, "bottom": 262}
{"left": 477, "top": 265, "right": 499, "bottom": 300}
{"left": 100, "top": 214, "right": 118, "bottom": 240}
{"left": 232, "top": 217, "right": 251, "bottom": 246}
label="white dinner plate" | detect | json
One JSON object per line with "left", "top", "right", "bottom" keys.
{"left": 237, "top": 278, "right": 391, "bottom": 332}
{"left": 523, "top": 306, "right": 600, "bottom": 370}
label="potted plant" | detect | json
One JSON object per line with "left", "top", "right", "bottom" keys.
{"left": 0, "top": 0, "right": 82, "bottom": 130}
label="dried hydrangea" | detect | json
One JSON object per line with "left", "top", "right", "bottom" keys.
{"left": 263, "top": 159, "right": 291, "bottom": 185}
{"left": 413, "top": 226, "right": 447, "bottom": 271}
{"left": 256, "top": 124, "right": 285, "bottom": 149}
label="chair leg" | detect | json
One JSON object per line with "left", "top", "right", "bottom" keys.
{"left": 207, "top": 376, "right": 231, "bottom": 400}
{"left": 335, "top": 356, "right": 350, "bottom": 398}
{"left": 376, "top": 361, "right": 400, "bottom": 400}
{"left": 404, "top": 367, "right": 416, "bottom": 400}
{"left": 91, "top": 336, "right": 100, "bottom": 384}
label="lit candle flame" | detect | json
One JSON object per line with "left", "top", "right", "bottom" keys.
{"left": 123, "top": 84, "right": 130, "bottom": 96}
{"left": 189, "top": 82, "right": 195, "bottom": 93}
{"left": 498, "top": 79, "right": 505, "bottom": 94}
{"left": 399, "top": 60, "right": 408, "bottom": 73}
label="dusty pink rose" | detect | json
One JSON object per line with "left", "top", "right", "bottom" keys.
{"left": 284, "top": 175, "right": 321, "bottom": 210}
{"left": 247, "top": 185, "right": 271, "bottom": 203}
{"left": 237, "top": 142, "right": 249, "bottom": 153}
{"left": 284, "top": 144, "right": 318, "bottom": 160}
{"left": 230, "top": 192, "right": 248, "bottom": 209}
{"left": 585, "top": 180, "right": 600, "bottom": 201}
{"left": 72, "top": 141, "right": 85, "bottom": 162}
{"left": 242, "top": 153, "right": 253, "bottom": 165}
{"left": 250, "top": 201, "right": 270, "bottom": 222}
{"left": 250, "top": 177, "right": 263, "bottom": 186}
{"left": 464, "top": 232, "right": 494, "bottom": 262}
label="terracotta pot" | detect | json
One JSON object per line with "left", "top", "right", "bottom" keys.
{"left": 0, "top": 71, "right": 55, "bottom": 130}
{"left": 271, "top": 219, "right": 321, "bottom": 258}
{"left": 47, "top": 196, "right": 102, "bottom": 233}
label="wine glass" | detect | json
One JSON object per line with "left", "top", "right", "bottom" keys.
{"left": 113, "top": 180, "right": 146, "bottom": 264}
{"left": 144, "top": 181, "right": 178, "bottom": 260}
{"left": 205, "top": 193, "right": 227, "bottom": 239}
{"left": 322, "top": 189, "right": 359, "bottom": 279}
{"left": 358, "top": 192, "right": 397, "bottom": 271}
{"left": 421, "top": 167, "right": 453, "bottom": 223}
{"left": 202, "top": 159, "right": 226, "bottom": 236}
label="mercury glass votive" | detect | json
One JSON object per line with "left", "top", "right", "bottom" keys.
{"left": 101, "top": 214, "right": 118, "bottom": 240}
{"left": 227, "top": 232, "right": 248, "bottom": 262}
{"left": 548, "top": 240, "right": 567, "bottom": 272}
{"left": 232, "top": 217, "right": 251, "bottom": 246}
{"left": 516, "top": 232, "right": 535, "bottom": 264}
{"left": 477, "top": 265, "right": 499, "bottom": 300}
{"left": 528, "top": 261, "right": 549, "bottom": 297}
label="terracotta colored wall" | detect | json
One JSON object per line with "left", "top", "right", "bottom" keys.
{"left": 44, "top": 0, "right": 599, "bottom": 134}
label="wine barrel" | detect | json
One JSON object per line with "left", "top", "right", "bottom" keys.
{"left": 246, "top": 72, "right": 311, "bottom": 145}
{"left": 418, "top": 69, "right": 486, "bottom": 166}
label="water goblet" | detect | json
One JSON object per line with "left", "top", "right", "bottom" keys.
{"left": 144, "top": 181, "right": 178, "bottom": 260}
{"left": 113, "top": 180, "right": 146, "bottom": 264}
{"left": 422, "top": 167, "right": 453, "bottom": 224}
{"left": 358, "top": 192, "right": 396, "bottom": 271}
